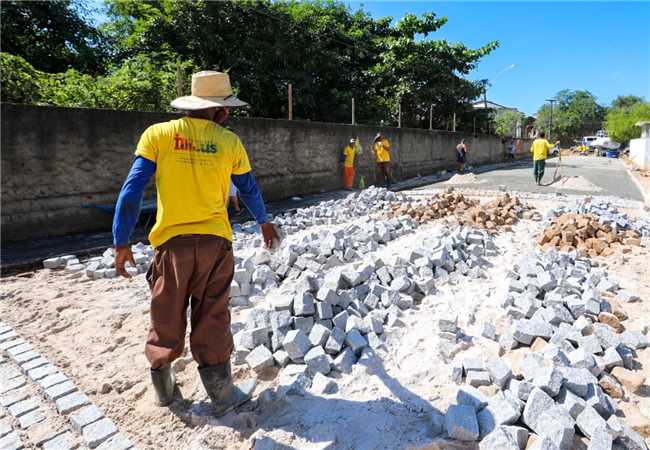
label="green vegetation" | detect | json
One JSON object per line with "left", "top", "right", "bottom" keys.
{"left": 0, "top": 0, "right": 498, "bottom": 129}
{"left": 492, "top": 109, "right": 525, "bottom": 138}
{"left": 606, "top": 102, "right": 650, "bottom": 143}
{"left": 534, "top": 90, "right": 605, "bottom": 143}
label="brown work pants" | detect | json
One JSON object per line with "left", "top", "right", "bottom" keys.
{"left": 145, "top": 235, "right": 234, "bottom": 369}
{"left": 377, "top": 161, "right": 391, "bottom": 186}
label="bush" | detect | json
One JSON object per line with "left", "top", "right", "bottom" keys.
{"left": 606, "top": 103, "right": 650, "bottom": 143}
{"left": 0, "top": 52, "right": 43, "bottom": 103}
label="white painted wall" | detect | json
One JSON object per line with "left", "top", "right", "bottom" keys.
{"left": 630, "top": 137, "right": 650, "bottom": 169}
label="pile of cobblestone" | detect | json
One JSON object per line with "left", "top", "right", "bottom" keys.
{"left": 272, "top": 186, "right": 405, "bottom": 236}
{"left": 548, "top": 198, "right": 650, "bottom": 237}
{"left": 437, "top": 249, "right": 648, "bottom": 449}
{"left": 388, "top": 190, "right": 540, "bottom": 233}
{"left": 234, "top": 226, "right": 496, "bottom": 380}
{"left": 539, "top": 213, "right": 642, "bottom": 257}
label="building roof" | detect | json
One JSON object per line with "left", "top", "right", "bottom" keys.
{"left": 472, "top": 99, "right": 518, "bottom": 111}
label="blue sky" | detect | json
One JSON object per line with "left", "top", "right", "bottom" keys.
{"left": 346, "top": 1, "right": 650, "bottom": 115}
{"left": 88, "top": 1, "right": 649, "bottom": 116}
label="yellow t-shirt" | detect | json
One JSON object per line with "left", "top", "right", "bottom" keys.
{"left": 530, "top": 138, "right": 554, "bottom": 161}
{"left": 135, "top": 117, "right": 252, "bottom": 248}
{"left": 343, "top": 145, "right": 357, "bottom": 168}
{"left": 374, "top": 139, "right": 390, "bottom": 162}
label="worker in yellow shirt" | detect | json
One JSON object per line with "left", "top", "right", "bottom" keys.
{"left": 112, "top": 71, "right": 279, "bottom": 415}
{"left": 373, "top": 133, "right": 392, "bottom": 187}
{"left": 342, "top": 138, "right": 361, "bottom": 189}
{"left": 530, "top": 131, "right": 560, "bottom": 185}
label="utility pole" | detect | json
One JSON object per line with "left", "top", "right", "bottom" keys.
{"left": 546, "top": 98, "right": 556, "bottom": 139}
{"left": 288, "top": 83, "right": 293, "bottom": 120}
{"left": 351, "top": 97, "right": 355, "bottom": 125}
{"left": 429, "top": 105, "right": 433, "bottom": 130}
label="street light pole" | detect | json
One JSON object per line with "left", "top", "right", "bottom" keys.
{"left": 545, "top": 98, "right": 557, "bottom": 140}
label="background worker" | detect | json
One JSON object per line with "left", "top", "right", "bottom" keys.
{"left": 530, "top": 131, "right": 560, "bottom": 185}
{"left": 112, "top": 71, "right": 279, "bottom": 415}
{"left": 373, "top": 133, "right": 392, "bottom": 187}
{"left": 342, "top": 137, "right": 361, "bottom": 189}
{"left": 456, "top": 139, "right": 468, "bottom": 172}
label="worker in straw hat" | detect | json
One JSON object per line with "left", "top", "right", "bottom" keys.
{"left": 112, "top": 70, "right": 279, "bottom": 415}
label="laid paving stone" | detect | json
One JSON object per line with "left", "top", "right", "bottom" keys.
{"left": 27, "top": 422, "right": 66, "bottom": 447}
{"left": 42, "top": 430, "right": 77, "bottom": 450}
{"left": 20, "top": 357, "right": 49, "bottom": 372}
{"left": 38, "top": 372, "right": 69, "bottom": 390}
{"left": 0, "top": 376, "right": 26, "bottom": 395}
{"left": 0, "top": 388, "right": 29, "bottom": 408}
{"left": 6, "top": 343, "right": 33, "bottom": 357}
{"left": 0, "top": 339, "right": 24, "bottom": 351}
{"left": 446, "top": 404, "right": 479, "bottom": 441}
{"left": 44, "top": 380, "right": 77, "bottom": 401}
{"left": 0, "top": 418, "right": 12, "bottom": 437}
{"left": 8, "top": 396, "right": 40, "bottom": 417}
{"left": 95, "top": 432, "right": 134, "bottom": 450}
{"left": 11, "top": 350, "right": 40, "bottom": 365}
{"left": 27, "top": 365, "right": 57, "bottom": 381}
{"left": 18, "top": 408, "right": 46, "bottom": 429}
{"left": 55, "top": 391, "right": 90, "bottom": 414}
{"left": 0, "top": 431, "right": 22, "bottom": 450}
{"left": 82, "top": 418, "right": 118, "bottom": 448}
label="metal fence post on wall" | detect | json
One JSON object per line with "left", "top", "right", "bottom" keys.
{"left": 398, "top": 103, "right": 402, "bottom": 128}
{"left": 429, "top": 104, "right": 433, "bottom": 131}
{"left": 288, "top": 83, "right": 293, "bottom": 120}
{"left": 453, "top": 112, "right": 456, "bottom": 132}
{"left": 352, "top": 97, "right": 355, "bottom": 125}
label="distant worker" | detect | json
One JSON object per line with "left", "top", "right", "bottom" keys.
{"left": 456, "top": 139, "right": 468, "bottom": 173}
{"left": 342, "top": 137, "right": 361, "bottom": 190}
{"left": 112, "top": 71, "right": 280, "bottom": 415}
{"left": 530, "top": 131, "right": 560, "bottom": 185}
{"left": 507, "top": 140, "right": 516, "bottom": 160}
{"left": 373, "top": 133, "right": 392, "bottom": 187}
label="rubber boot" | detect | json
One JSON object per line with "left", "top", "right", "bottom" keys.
{"left": 198, "top": 361, "right": 257, "bottom": 417}
{"left": 150, "top": 364, "right": 175, "bottom": 406}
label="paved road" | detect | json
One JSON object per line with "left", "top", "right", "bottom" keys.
{"left": 418, "top": 155, "right": 643, "bottom": 201}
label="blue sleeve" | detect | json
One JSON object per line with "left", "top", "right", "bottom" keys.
{"left": 231, "top": 172, "right": 268, "bottom": 224}
{"left": 112, "top": 156, "right": 156, "bottom": 246}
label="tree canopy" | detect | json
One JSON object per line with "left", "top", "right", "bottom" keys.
{"left": 1, "top": 0, "right": 498, "bottom": 129}
{"left": 606, "top": 101, "right": 650, "bottom": 143}
{"left": 492, "top": 109, "right": 525, "bottom": 138}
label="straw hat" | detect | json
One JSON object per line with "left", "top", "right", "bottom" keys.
{"left": 170, "top": 71, "right": 247, "bottom": 110}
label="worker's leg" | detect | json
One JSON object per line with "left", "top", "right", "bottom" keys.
{"left": 344, "top": 167, "right": 354, "bottom": 189}
{"left": 538, "top": 160, "right": 546, "bottom": 184}
{"left": 380, "top": 162, "right": 390, "bottom": 187}
{"left": 188, "top": 236, "right": 235, "bottom": 366}
{"left": 533, "top": 161, "right": 539, "bottom": 183}
{"left": 189, "top": 236, "right": 254, "bottom": 415}
{"left": 376, "top": 163, "right": 384, "bottom": 186}
{"left": 144, "top": 237, "right": 194, "bottom": 369}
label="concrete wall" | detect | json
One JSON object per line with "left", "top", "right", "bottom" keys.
{"left": 630, "top": 137, "right": 650, "bottom": 170}
{"left": 1, "top": 103, "right": 525, "bottom": 242}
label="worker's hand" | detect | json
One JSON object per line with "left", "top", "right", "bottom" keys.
{"left": 260, "top": 223, "right": 281, "bottom": 249}
{"left": 115, "top": 245, "right": 136, "bottom": 278}
{"left": 555, "top": 140, "right": 561, "bottom": 145}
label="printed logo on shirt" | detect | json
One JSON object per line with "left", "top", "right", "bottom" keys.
{"left": 173, "top": 133, "right": 218, "bottom": 154}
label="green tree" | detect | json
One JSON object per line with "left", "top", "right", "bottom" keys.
{"left": 0, "top": 0, "right": 110, "bottom": 74}
{"left": 611, "top": 95, "right": 644, "bottom": 111}
{"left": 0, "top": 53, "right": 43, "bottom": 103}
{"left": 492, "top": 109, "right": 525, "bottom": 138}
{"left": 102, "top": 0, "right": 497, "bottom": 125}
{"left": 606, "top": 102, "right": 650, "bottom": 143}
{"left": 534, "top": 90, "right": 605, "bottom": 142}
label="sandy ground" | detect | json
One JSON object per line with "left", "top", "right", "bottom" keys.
{"left": 1, "top": 197, "right": 649, "bottom": 450}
